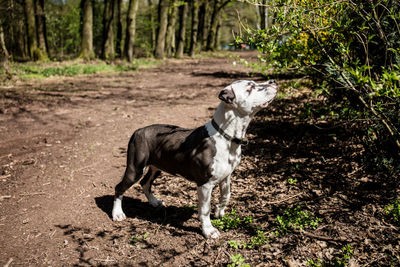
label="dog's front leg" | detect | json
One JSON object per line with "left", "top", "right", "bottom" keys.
{"left": 197, "top": 182, "right": 220, "bottom": 239}
{"left": 215, "top": 175, "right": 231, "bottom": 218}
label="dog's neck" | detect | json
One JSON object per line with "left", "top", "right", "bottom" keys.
{"left": 212, "top": 102, "right": 252, "bottom": 140}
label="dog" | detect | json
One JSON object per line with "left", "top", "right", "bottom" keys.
{"left": 112, "top": 79, "right": 277, "bottom": 238}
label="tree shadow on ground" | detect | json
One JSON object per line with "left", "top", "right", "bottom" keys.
{"left": 246, "top": 98, "right": 399, "bottom": 206}
{"left": 94, "top": 195, "right": 199, "bottom": 234}
{"left": 54, "top": 196, "right": 199, "bottom": 267}
{"left": 233, "top": 93, "right": 400, "bottom": 264}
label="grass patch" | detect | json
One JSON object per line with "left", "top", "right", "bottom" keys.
{"left": 195, "top": 50, "right": 234, "bottom": 59}
{"left": 275, "top": 206, "right": 320, "bottom": 234}
{"left": 10, "top": 58, "right": 161, "bottom": 80}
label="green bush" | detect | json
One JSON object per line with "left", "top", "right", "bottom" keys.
{"left": 240, "top": 0, "right": 400, "bottom": 156}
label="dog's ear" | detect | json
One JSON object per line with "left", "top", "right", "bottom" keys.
{"left": 218, "top": 88, "right": 235, "bottom": 104}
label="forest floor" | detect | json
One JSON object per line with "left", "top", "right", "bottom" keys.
{"left": 0, "top": 51, "right": 399, "bottom": 266}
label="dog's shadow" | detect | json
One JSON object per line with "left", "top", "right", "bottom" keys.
{"left": 95, "top": 195, "right": 200, "bottom": 235}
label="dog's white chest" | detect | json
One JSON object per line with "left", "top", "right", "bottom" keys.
{"left": 209, "top": 135, "right": 241, "bottom": 181}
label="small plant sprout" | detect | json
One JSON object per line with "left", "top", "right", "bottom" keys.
{"left": 228, "top": 253, "right": 250, "bottom": 267}
{"left": 211, "top": 209, "right": 253, "bottom": 231}
{"left": 307, "top": 244, "right": 354, "bottom": 267}
{"left": 129, "top": 232, "right": 149, "bottom": 247}
{"left": 384, "top": 199, "right": 400, "bottom": 225}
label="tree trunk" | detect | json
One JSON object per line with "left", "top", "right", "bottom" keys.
{"left": 80, "top": 0, "right": 94, "bottom": 60}
{"left": 102, "top": 0, "right": 115, "bottom": 60}
{"left": 116, "top": 0, "right": 123, "bottom": 57}
{"left": 0, "top": 25, "right": 9, "bottom": 59}
{"left": 34, "top": 0, "right": 48, "bottom": 60}
{"left": 147, "top": 0, "right": 156, "bottom": 50}
{"left": 206, "top": 0, "right": 230, "bottom": 51}
{"left": 165, "top": 0, "right": 178, "bottom": 57}
{"left": 0, "top": 24, "right": 11, "bottom": 79}
{"left": 155, "top": 0, "right": 168, "bottom": 59}
{"left": 124, "top": 0, "right": 139, "bottom": 62}
{"left": 214, "top": 17, "right": 221, "bottom": 50}
{"left": 175, "top": 1, "right": 188, "bottom": 58}
{"left": 189, "top": 0, "right": 199, "bottom": 57}
{"left": 258, "top": 0, "right": 270, "bottom": 30}
{"left": 24, "top": 0, "right": 37, "bottom": 60}
{"left": 197, "top": 1, "right": 209, "bottom": 52}
{"left": 206, "top": 1, "right": 218, "bottom": 51}
{"left": 258, "top": 0, "right": 266, "bottom": 30}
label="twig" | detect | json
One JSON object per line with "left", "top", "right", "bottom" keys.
{"left": 19, "top": 192, "right": 47, "bottom": 197}
{"left": 0, "top": 174, "right": 11, "bottom": 180}
{"left": 0, "top": 195, "right": 12, "bottom": 201}
{"left": 4, "top": 258, "right": 13, "bottom": 267}
{"left": 293, "top": 229, "right": 348, "bottom": 244}
{"left": 49, "top": 229, "right": 56, "bottom": 238}
{"left": 93, "top": 257, "right": 115, "bottom": 263}
{"left": 214, "top": 243, "right": 226, "bottom": 265}
{"left": 264, "top": 193, "right": 303, "bottom": 205}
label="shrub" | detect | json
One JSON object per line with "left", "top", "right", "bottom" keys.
{"left": 239, "top": 0, "right": 400, "bottom": 156}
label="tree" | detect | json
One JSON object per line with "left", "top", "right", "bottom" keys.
{"left": 34, "top": 0, "right": 48, "bottom": 59}
{"left": 24, "top": 0, "right": 37, "bottom": 60}
{"left": 80, "top": 0, "right": 94, "bottom": 60}
{"left": 206, "top": 0, "right": 231, "bottom": 51}
{"left": 155, "top": 0, "right": 169, "bottom": 59}
{"left": 102, "top": 0, "right": 115, "bottom": 60}
{"left": 124, "top": 0, "right": 139, "bottom": 62}
{"left": 0, "top": 24, "right": 11, "bottom": 79}
{"left": 0, "top": 25, "right": 8, "bottom": 60}
{"left": 165, "top": 0, "right": 178, "bottom": 57}
{"left": 115, "top": 0, "right": 123, "bottom": 57}
{"left": 189, "top": 0, "right": 199, "bottom": 57}
{"left": 197, "top": 1, "right": 210, "bottom": 52}
{"left": 175, "top": 0, "right": 188, "bottom": 58}
{"left": 147, "top": 0, "right": 156, "bottom": 50}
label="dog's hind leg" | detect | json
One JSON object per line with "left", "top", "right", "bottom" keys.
{"left": 112, "top": 133, "right": 148, "bottom": 221}
{"left": 140, "top": 166, "right": 163, "bottom": 207}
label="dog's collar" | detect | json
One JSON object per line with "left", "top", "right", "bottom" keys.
{"left": 211, "top": 119, "right": 249, "bottom": 145}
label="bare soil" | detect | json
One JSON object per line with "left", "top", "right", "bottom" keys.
{"left": 0, "top": 51, "right": 399, "bottom": 266}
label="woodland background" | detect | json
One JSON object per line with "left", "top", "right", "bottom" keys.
{"left": 0, "top": 0, "right": 258, "bottom": 62}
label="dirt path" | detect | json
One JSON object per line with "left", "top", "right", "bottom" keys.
{"left": 0, "top": 52, "right": 261, "bottom": 266}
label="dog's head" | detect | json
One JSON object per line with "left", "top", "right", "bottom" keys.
{"left": 218, "top": 80, "right": 277, "bottom": 116}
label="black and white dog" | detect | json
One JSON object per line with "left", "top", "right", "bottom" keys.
{"left": 112, "top": 80, "right": 277, "bottom": 238}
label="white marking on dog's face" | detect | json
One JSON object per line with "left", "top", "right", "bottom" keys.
{"left": 219, "top": 80, "right": 277, "bottom": 116}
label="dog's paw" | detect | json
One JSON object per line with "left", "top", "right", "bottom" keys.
{"left": 203, "top": 226, "right": 220, "bottom": 239}
{"left": 112, "top": 210, "right": 126, "bottom": 222}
